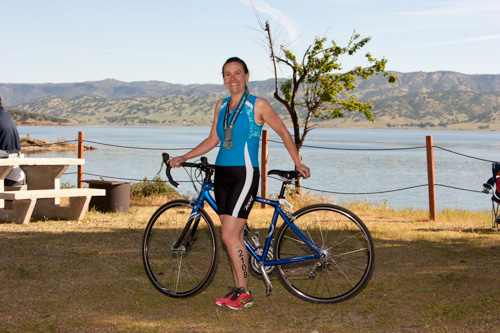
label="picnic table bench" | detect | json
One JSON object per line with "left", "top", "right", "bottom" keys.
{"left": 0, "top": 158, "right": 106, "bottom": 224}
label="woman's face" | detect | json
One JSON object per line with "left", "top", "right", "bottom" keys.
{"left": 223, "top": 62, "right": 249, "bottom": 95}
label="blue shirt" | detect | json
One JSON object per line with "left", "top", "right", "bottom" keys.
{"left": 215, "top": 95, "right": 263, "bottom": 167}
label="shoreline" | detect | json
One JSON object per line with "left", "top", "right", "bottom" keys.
{"left": 20, "top": 137, "right": 96, "bottom": 152}
{"left": 17, "top": 123, "right": 498, "bottom": 132}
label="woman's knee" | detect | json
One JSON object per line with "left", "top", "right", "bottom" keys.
{"left": 220, "top": 219, "right": 245, "bottom": 247}
{"left": 221, "top": 229, "right": 241, "bottom": 247}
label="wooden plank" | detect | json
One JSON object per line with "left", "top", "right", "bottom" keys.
{"left": 0, "top": 158, "right": 85, "bottom": 166}
{"left": 0, "top": 188, "right": 105, "bottom": 200}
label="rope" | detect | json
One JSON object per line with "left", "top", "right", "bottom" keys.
{"left": 435, "top": 183, "right": 485, "bottom": 194}
{"left": 80, "top": 172, "right": 147, "bottom": 182}
{"left": 54, "top": 138, "right": 493, "bottom": 197}
{"left": 268, "top": 139, "right": 426, "bottom": 151}
{"left": 62, "top": 171, "right": 488, "bottom": 196}
{"left": 64, "top": 172, "right": 192, "bottom": 184}
{"left": 33, "top": 139, "right": 494, "bottom": 163}
{"left": 433, "top": 146, "right": 496, "bottom": 163}
{"left": 300, "top": 184, "right": 428, "bottom": 195}
{"left": 83, "top": 140, "right": 193, "bottom": 151}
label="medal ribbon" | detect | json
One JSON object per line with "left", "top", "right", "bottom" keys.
{"left": 223, "top": 90, "right": 248, "bottom": 150}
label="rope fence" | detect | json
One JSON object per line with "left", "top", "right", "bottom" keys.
{"left": 61, "top": 130, "right": 494, "bottom": 220}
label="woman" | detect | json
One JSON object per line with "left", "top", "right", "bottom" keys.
{"left": 168, "top": 57, "right": 310, "bottom": 310}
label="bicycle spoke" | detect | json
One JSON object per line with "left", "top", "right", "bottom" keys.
{"left": 274, "top": 204, "right": 374, "bottom": 303}
{"left": 175, "top": 253, "right": 184, "bottom": 292}
{"left": 281, "top": 234, "right": 307, "bottom": 245}
{"left": 143, "top": 200, "right": 219, "bottom": 298}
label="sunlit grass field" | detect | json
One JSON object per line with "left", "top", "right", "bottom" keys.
{"left": 0, "top": 190, "right": 499, "bottom": 332}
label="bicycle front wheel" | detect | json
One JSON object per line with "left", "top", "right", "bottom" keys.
{"left": 274, "top": 204, "right": 375, "bottom": 304}
{"left": 142, "top": 199, "right": 219, "bottom": 298}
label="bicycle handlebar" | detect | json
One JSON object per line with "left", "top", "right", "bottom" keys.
{"left": 163, "top": 152, "right": 304, "bottom": 188}
{"left": 163, "top": 153, "right": 179, "bottom": 187}
{"left": 162, "top": 153, "right": 214, "bottom": 188}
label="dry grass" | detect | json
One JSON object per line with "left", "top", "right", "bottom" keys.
{"left": 1, "top": 194, "right": 499, "bottom": 332}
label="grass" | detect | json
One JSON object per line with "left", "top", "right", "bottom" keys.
{"left": 1, "top": 191, "right": 499, "bottom": 332}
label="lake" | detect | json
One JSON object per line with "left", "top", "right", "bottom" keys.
{"left": 17, "top": 125, "right": 500, "bottom": 211}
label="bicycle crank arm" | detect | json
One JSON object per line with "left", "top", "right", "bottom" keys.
{"left": 260, "top": 265, "right": 273, "bottom": 296}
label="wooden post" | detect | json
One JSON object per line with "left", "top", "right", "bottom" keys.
{"left": 426, "top": 135, "right": 436, "bottom": 221}
{"left": 78, "top": 131, "right": 84, "bottom": 188}
{"left": 261, "top": 130, "right": 268, "bottom": 208}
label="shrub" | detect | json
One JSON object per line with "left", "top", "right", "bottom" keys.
{"left": 130, "top": 175, "right": 178, "bottom": 198}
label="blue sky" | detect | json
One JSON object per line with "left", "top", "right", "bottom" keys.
{"left": 1, "top": 0, "right": 499, "bottom": 84}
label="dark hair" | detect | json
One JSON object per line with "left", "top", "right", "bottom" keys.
{"left": 222, "top": 57, "right": 249, "bottom": 75}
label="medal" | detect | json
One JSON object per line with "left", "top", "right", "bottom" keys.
{"left": 223, "top": 91, "right": 248, "bottom": 150}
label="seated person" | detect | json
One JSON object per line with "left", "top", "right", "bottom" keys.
{"left": 0, "top": 96, "right": 25, "bottom": 186}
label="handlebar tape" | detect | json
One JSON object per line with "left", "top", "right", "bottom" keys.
{"left": 162, "top": 153, "right": 180, "bottom": 188}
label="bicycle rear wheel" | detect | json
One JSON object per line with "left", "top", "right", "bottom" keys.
{"left": 142, "top": 199, "right": 219, "bottom": 298}
{"left": 274, "top": 203, "right": 375, "bottom": 303}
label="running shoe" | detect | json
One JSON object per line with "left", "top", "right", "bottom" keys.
{"left": 224, "top": 288, "right": 253, "bottom": 310}
{"left": 214, "top": 287, "right": 239, "bottom": 307}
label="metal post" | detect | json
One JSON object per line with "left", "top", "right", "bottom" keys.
{"left": 78, "top": 131, "right": 84, "bottom": 188}
{"left": 261, "top": 130, "right": 268, "bottom": 208}
{"left": 426, "top": 135, "right": 436, "bottom": 221}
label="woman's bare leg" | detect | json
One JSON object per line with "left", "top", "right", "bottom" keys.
{"left": 220, "top": 214, "right": 249, "bottom": 289}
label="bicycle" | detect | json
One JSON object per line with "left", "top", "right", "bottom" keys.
{"left": 142, "top": 153, "right": 375, "bottom": 304}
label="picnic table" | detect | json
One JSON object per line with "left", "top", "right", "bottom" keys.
{"left": 0, "top": 158, "right": 105, "bottom": 224}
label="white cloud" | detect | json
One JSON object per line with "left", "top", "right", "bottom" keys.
{"left": 240, "top": 0, "right": 299, "bottom": 43}
{"left": 399, "top": 0, "right": 500, "bottom": 16}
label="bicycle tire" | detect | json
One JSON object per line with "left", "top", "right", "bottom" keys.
{"left": 274, "top": 203, "right": 375, "bottom": 304}
{"left": 142, "top": 199, "right": 220, "bottom": 298}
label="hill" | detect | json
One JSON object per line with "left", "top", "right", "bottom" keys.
{"left": 3, "top": 71, "right": 500, "bottom": 130}
{"left": 8, "top": 108, "right": 70, "bottom": 126}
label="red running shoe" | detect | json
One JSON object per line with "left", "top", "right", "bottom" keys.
{"left": 224, "top": 288, "right": 253, "bottom": 310}
{"left": 214, "top": 287, "right": 238, "bottom": 307}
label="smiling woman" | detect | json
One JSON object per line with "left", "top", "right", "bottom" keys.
{"left": 167, "top": 56, "right": 310, "bottom": 310}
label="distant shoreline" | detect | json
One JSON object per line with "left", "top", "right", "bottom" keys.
{"left": 16, "top": 122, "right": 497, "bottom": 132}
{"left": 20, "top": 137, "right": 96, "bottom": 152}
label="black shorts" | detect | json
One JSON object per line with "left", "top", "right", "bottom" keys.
{"left": 214, "top": 165, "right": 259, "bottom": 219}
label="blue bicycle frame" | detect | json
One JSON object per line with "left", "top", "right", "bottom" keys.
{"left": 190, "top": 178, "right": 325, "bottom": 268}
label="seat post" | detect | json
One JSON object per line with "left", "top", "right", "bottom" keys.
{"left": 278, "top": 181, "right": 292, "bottom": 200}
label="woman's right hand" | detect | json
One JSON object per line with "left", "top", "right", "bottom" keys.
{"left": 168, "top": 156, "right": 187, "bottom": 168}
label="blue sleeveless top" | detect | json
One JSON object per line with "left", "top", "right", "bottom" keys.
{"left": 215, "top": 95, "right": 263, "bottom": 167}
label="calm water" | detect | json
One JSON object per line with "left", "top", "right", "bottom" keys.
{"left": 17, "top": 126, "right": 500, "bottom": 211}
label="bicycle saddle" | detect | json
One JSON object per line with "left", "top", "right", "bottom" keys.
{"left": 268, "top": 170, "right": 302, "bottom": 180}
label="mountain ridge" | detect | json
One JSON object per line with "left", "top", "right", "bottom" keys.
{"left": 3, "top": 71, "right": 500, "bottom": 130}
{"left": 3, "top": 71, "right": 500, "bottom": 106}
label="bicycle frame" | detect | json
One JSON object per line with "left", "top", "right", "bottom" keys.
{"left": 147, "top": 154, "right": 375, "bottom": 302}
{"left": 177, "top": 178, "right": 324, "bottom": 267}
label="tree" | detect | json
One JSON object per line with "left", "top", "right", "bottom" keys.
{"left": 260, "top": 20, "right": 397, "bottom": 155}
